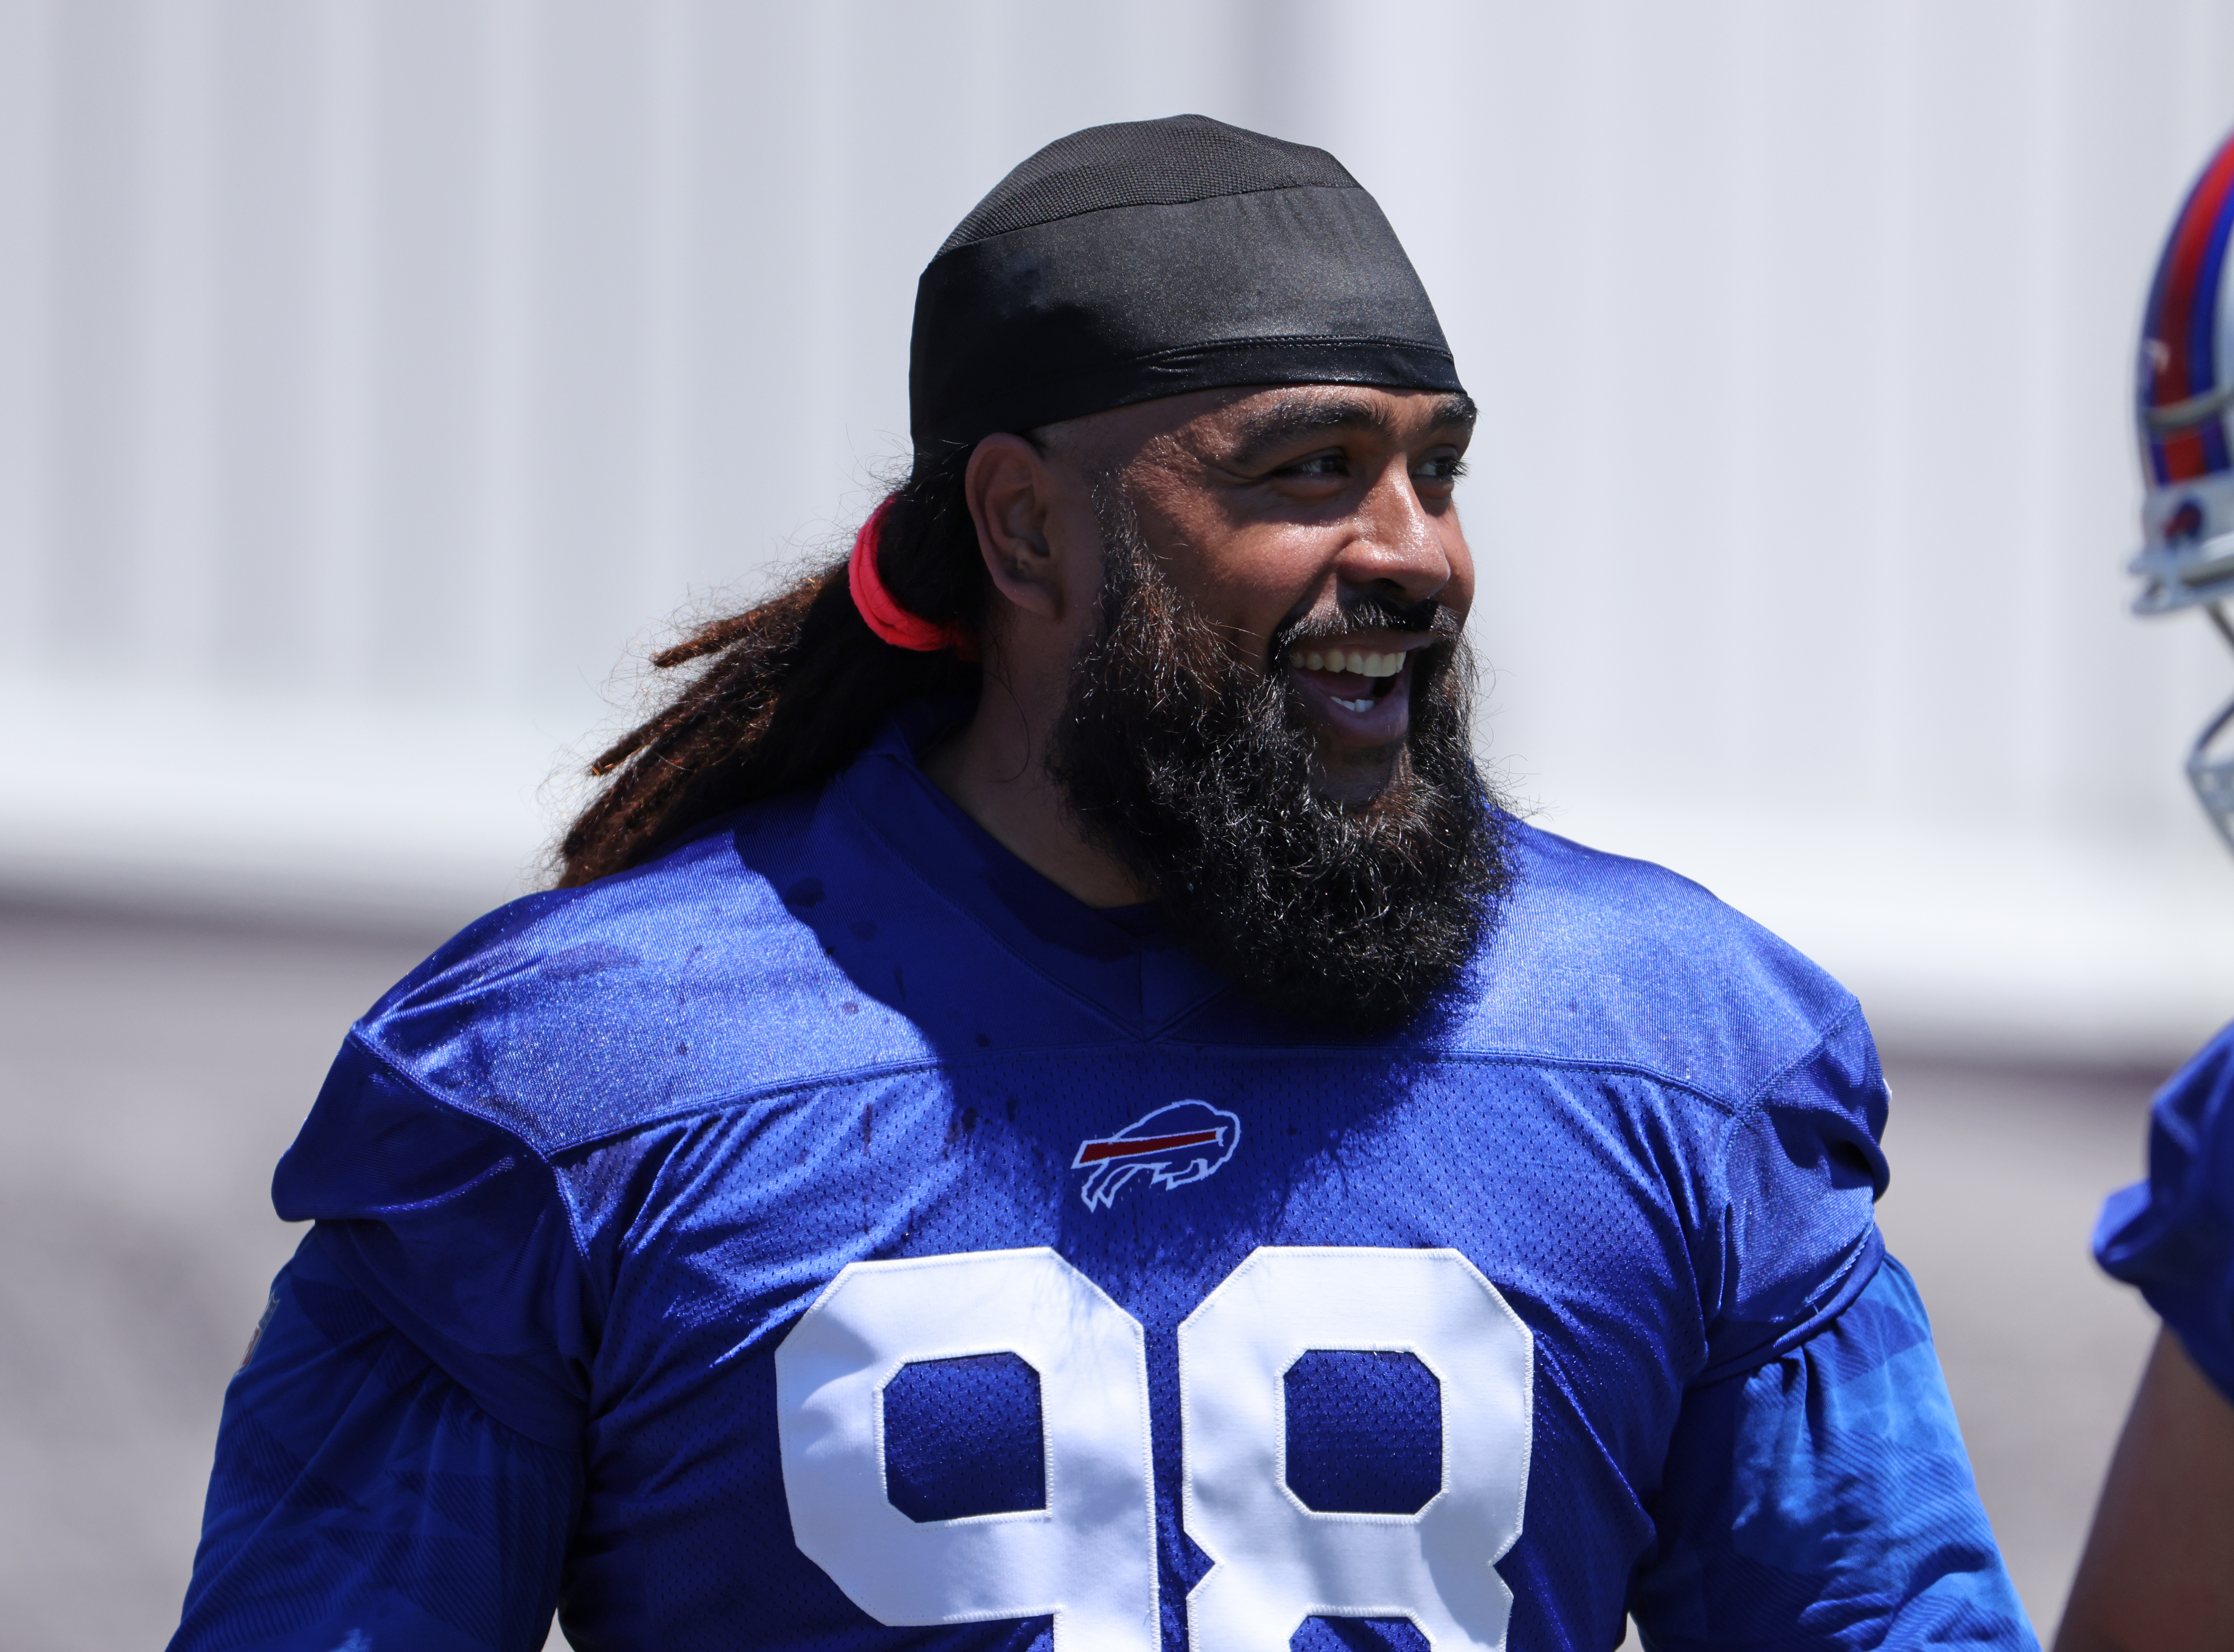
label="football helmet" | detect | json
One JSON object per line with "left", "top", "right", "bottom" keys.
{"left": 2133, "top": 127, "right": 2234, "bottom": 851}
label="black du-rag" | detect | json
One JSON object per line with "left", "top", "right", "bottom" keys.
{"left": 908, "top": 115, "right": 1465, "bottom": 451}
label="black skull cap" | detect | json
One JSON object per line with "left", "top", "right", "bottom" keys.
{"left": 909, "top": 114, "right": 1463, "bottom": 451}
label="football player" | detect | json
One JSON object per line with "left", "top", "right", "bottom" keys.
{"left": 2056, "top": 127, "right": 2234, "bottom": 1652}
{"left": 169, "top": 117, "right": 2032, "bottom": 1652}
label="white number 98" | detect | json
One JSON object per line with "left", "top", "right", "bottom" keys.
{"left": 776, "top": 1245, "right": 1532, "bottom": 1652}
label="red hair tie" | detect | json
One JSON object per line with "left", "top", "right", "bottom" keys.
{"left": 847, "top": 497, "right": 978, "bottom": 659}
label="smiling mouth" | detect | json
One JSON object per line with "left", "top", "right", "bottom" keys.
{"left": 1294, "top": 647, "right": 1408, "bottom": 710}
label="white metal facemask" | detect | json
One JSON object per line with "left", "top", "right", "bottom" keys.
{"left": 2175, "top": 600, "right": 2234, "bottom": 856}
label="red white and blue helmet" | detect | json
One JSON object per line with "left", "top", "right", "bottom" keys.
{"left": 2134, "top": 128, "right": 2234, "bottom": 615}
{"left": 2135, "top": 129, "right": 2234, "bottom": 852}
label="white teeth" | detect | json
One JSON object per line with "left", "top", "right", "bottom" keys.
{"left": 1295, "top": 645, "right": 1408, "bottom": 678}
{"left": 1333, "top": 696, "right": 1374, "bottom": 713}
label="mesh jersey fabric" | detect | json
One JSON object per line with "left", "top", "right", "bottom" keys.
{"left": 882, "top": 1354, "right": 1047, "bottom": 1522}
{"left": 909, "top": 115, "right": 1460, "bottom": 448}
{"left": 171, "top": 708, "right": 2030, "bottom": 1651}
{"left": 1283, "top": 1350, "right": 1444, "bottom": 1515}
{"left": 2094, "top": 1019, "right": 2234, "bottom": 1400}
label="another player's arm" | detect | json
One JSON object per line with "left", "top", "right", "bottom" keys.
{"left": 2055, "top": 1328, "right": 2234, "bottom": 1652}
{"left": 2077, "top": 1023, "right": 2234, "bottom": 1649}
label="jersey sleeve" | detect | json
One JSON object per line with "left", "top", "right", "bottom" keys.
{"left": 2094, "top": 1020, "right": 2234, "bottom": 1403}
{"left": 1697, "top": 1004, "right": 1891, "bottom": 1383}
{"left": 1632, "top": 1255, "right": 2034, "bottom": 1652}
{"left": 269, "top": 1030, "right": 601, "bottom": 1450}
{"left": 168, "top": 1234, "right": 580, "bottom": 1652}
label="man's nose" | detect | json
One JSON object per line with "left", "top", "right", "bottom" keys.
{"left": 1337, "top": 459, "right": 1457, "bottom": 605}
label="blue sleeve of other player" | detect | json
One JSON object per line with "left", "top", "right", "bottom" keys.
{"left": 169, "top": 1234, "right": 580, "bottom": 1652}
{"left": 1632, "top": 1254, "right": 2035, "bottom": 1652}
{"left": 2094, "top": 1020, "right": 2234, "bottom": 1402}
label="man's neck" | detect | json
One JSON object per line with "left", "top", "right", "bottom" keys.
{"left": 920, "top": 688, "right": 1150, "bottom": 911}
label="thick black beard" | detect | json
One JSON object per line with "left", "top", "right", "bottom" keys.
{"left": 1046, "top": 494, "right": 1513, "bottom": 1034}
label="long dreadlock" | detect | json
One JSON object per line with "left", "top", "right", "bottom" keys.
{"left": 556, "top": 444, "right": 988, "bottom": 886}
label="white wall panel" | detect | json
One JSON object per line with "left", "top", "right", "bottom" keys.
{"left": 3, "top": 0, "right": 2232, "bottom": 1056}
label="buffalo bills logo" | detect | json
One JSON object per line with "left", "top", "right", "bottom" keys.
{"left": 2168, "top": 498, "right": 2207, "bottom": 544}
{"left": 1071, "top": 1101, "right": 1242, "bottom": 1211}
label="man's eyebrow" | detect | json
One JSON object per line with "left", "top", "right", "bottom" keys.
{"left": 1225, "top": 391, "right": 1478, "bottom": 464}
{"left": 1431, "top": 393, "right": 1479, "bottom": 432}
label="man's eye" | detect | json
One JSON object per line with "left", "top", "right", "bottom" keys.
{"left": 1279, "top": 452, "right": 1349, "bottom": 478}
{"left": 1416, "top": 456, "right": 1468, "bottom": 482}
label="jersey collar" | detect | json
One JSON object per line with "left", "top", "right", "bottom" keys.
{"left": 837, "top": 706, "right": 1231, "bottom": 1037}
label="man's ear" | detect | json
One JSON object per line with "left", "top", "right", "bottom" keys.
{"left": 964, "top": 433, "right": 1070, "bottom": 624}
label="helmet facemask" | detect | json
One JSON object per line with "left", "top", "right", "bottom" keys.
{"left": 2185, "top": 604, "right": 2234, "bottom": 854}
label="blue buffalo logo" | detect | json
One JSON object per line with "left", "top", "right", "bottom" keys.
{"left": 1071, "top": 1101, "right": 1242, "bottom": 1211}
{"left": 2168, "top": 498, "right": 2207, "bottom": 544}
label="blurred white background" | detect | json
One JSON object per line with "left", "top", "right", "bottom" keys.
{"left": 4, "top": 5, "right": 2229, "bottom": 1645}
{"left": 5, "top": 0, "right": 2234, "bottom": 1059}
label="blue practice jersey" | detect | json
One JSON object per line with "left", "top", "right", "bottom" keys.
{"left": 173, "top": 713, "right": 2029, "bottom": 1652}
{"left": 2096, "top": 1019, "right": 2234, "bottom": 1401}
